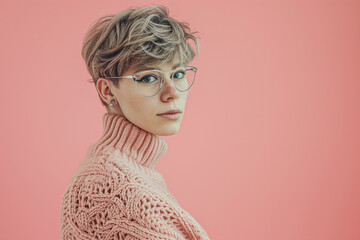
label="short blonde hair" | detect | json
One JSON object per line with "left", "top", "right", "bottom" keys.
{"left": 81, "top": 5, "right": 199, "bottom": 107}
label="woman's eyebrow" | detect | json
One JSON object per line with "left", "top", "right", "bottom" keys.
{"left": 135, "top": 63, "right": 183, "bottom": 72}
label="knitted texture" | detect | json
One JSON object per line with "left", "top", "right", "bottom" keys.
{"left": 60, "top": 113, "right": 210, "bottom": 240}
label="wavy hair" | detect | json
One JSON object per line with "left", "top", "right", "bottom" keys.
{"left": 81, "top": 5, "right": 199, "bottom": 107}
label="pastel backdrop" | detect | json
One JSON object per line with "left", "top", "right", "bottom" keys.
{"left": 1, "top": 0, "right": 359, "bottom": 239}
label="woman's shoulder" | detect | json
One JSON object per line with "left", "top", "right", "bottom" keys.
{"left": 73, "top": 148, "right": 133, "bottom": 187}
{"left": 61, "top": 144, "right": 170, "bottom": 210}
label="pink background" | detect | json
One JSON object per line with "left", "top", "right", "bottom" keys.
{"left": 1, "top": 0, "right": 359, "bottom": 239}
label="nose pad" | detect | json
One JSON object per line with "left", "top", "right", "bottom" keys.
{"left": 163, "top": 74, "right": 176, "bottom": 88}
{"left": 158, "top": 73, "right": 179, "bottom": 96}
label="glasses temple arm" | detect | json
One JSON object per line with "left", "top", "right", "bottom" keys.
{"left": 102, "top": 76, "right": 134, "bottom": 79}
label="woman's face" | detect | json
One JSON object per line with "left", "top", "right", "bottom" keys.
{"left": 105, "top": 59, "right": 189, "bottom": 136}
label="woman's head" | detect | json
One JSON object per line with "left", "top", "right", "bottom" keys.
{"left": 81, "top": 5, "right": 199, "bottom": 136}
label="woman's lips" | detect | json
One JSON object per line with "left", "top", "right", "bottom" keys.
{"left": 157, "top": 113, "right": 181, "bottom": 120}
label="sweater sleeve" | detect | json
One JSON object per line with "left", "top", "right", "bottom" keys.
{"left": 60, "top": 163, "right": 197, "bottom": 240}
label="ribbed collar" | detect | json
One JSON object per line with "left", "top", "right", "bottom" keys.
{"left": 88, "top": 113, "right": 168, "bottom": 169}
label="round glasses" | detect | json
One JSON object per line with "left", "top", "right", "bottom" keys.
{"left": 103, "top": 66, "right": 197, "bottom": 97}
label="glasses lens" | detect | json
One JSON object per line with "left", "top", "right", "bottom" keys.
{"left": 172, "top": 66, "right": 196, "bottom": 92}
{"left": 135, "top": 71, "right": 163, "bottom": 97}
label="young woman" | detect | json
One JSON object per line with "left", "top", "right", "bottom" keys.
{"left": 60, "top": 5, "right": 210, "bottom": 240}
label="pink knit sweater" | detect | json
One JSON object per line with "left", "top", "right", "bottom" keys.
{"left": 60, "top": 113, "right": 210, "bottom": 240}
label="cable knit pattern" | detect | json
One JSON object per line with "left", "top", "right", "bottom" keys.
{"left": 60, "top": 113, "right": 210, "bottom": 240}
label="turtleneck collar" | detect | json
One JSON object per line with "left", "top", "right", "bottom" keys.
{"left": 88, "top": 113, "right": 168, "bottom": 169}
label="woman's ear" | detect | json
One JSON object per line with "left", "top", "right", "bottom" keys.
{"left": 96, "top": 78, "right": 116, "bottom": 105}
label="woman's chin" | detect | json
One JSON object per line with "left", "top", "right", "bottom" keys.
{"left": 152, "top": 124, "right": 181, "bottom": 136}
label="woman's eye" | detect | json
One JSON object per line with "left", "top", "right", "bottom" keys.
{"left": 173, "top": 71, "right": 185, "bottom": 79}
{"left": 138, "top": 74, "right": 158, "bottom": 83}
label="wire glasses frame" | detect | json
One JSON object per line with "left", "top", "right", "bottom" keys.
{"left": 103, "top": 65, "right": 197, "bottom": 97}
